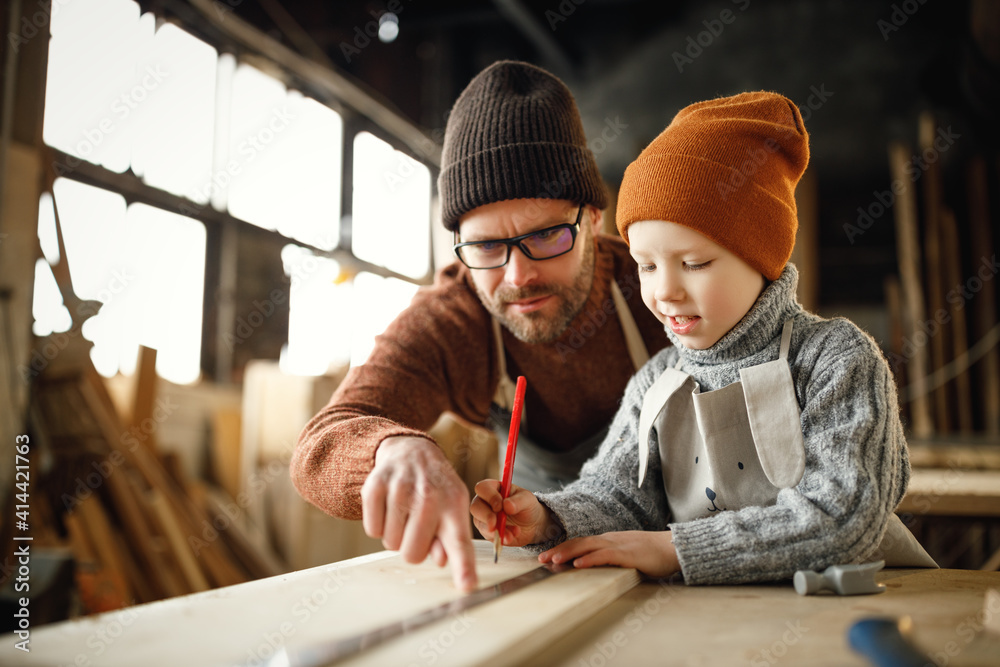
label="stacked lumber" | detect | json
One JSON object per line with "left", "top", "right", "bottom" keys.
{"left": 28, "top": 341, "right": 285, "bottom": 616}
{"left": 887, "top": 112, "right": 1000, "bottom": 438}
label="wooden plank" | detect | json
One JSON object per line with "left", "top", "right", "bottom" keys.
{"left": 102, "top": 462, "right": 172, "bottom": 600}
{"left": 340, "top": 546, "right": 640, "bottom": 667}
{"left": 918, "top": 113, "right": 951, "bottom": 433}
{"left": 162, "top": 458, "right": 249, "bottom": 588}
{"left": 210, "top": 407, "right": 242, "bottom": 500}
{"left": 939, "top": 208, "right": 975, "bottom": 433}
{"left": 127, "top": 472, "right": 189, "bottom": 599}
{"left": 968, "top": 156, "right": 1000, "bottom": 434}
{"left": 2, "top": 542, "right": 637, "bottom": 667}
{"left": 148, "top": 489, "right": 211, "bottom": 593}
{"left": 535, "top": 569, "right": 1000, "bottom": 667}
{"left": 75, "top": 495, "right": 134, "bottom": 603}
{"left": 129, "top": 345, "right": 159, "bottom": 453}
{"left": 884, "top": 274, "right": 908, "bottom": 423}
{"left": 10, "top": 549, "right": 1000, "bottom": 667}
{"left": 194, "top": 482, "right": 286, "bottom": 579}
{"left": 908, "top": 439, "right": 1000, "bottom": 470}
{"left": 64, "top": 509, "right": 130, "bottom": 613}
{"left": 112, "top": 530, "right": 156, "bottom": 604}
{"left": 889, "top": 141, "right": 934, "bottom": 436}
{"left": 898, "top": 468, "right": 1000, "bottom": 516}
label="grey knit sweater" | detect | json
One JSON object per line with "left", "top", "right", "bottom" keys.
{"left": 535, "top": 264, "right": 910, "bottom": 585}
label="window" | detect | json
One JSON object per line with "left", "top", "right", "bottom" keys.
{"left": 38, "top": 0, "right": 435, "bottom": 381}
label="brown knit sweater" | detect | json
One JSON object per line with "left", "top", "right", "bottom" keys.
{"left": 290, "top": 234, "right": 668, "bottom": 520}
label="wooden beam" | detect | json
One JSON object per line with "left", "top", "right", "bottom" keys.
{"left": 939, "top": 208, "right": 974, "bottom": 433}
{"left": 918, "top": 113, "right": 951, "bottom": 433}
{"left": 889, "top": 142, "right": 934, "bottom": 436}
{"left": 130, "top": 345, "right": 159, "bottom": 452}
{"left": 968, "top": 157, "right": 1000, "bottom": 434}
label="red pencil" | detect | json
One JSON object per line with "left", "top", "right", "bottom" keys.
{"left": 494, "top": 375, "right": 526, "bottom": 563}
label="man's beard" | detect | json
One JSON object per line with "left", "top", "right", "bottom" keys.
{"left": 475, "top": 233, "right": 596, "bottom": 344}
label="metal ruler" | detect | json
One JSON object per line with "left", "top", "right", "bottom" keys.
{"left": 263, "top": 562, "right": 571, "bottom": 667}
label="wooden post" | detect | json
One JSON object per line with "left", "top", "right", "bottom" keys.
{"left": 968, "top": 157, "right": 1000, "bottom": 434}
{"left": 939, "top": 208, "right": 974, "bottom": 433}
{"left": 889, "top": 142, "right": 934, "bottom": 436}
{"left": 918, "top": 113, "right": 952, "bottom": 433}
{"left": 884, "top": 275, "right": 909, "bottom": 423}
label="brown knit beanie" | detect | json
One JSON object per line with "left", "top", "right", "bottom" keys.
{"left": 438, "top": 60, "right": 608, "bottom": 231}
{"left": 616, "top": 91, "right": 809, "bottom": 281}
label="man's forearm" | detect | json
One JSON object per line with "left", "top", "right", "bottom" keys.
{"left": 291, "top": 409, "right": 430, "bottom": 520}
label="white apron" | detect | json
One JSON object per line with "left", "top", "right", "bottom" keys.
{"left": 491, "top": 281, "right": 650, "bottom": 493}
{"left": 637, "top": 319, "right": 937, "bottom": 568}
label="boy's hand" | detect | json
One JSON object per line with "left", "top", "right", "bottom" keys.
{"left": 470, "top": 480, "right": 558, "bottom": 547}
{"left": 538, "top": 531, "right": 681, "bottom": 578}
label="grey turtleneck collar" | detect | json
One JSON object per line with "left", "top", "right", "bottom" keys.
{"left": 666, "top": 263, "right": 804, "bottom": 367}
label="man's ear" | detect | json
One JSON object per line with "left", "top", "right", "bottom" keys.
{"left": 586, "top": 205, "right": 604, "bottom": 235}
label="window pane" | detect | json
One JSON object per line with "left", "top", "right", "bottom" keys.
{"left": 279, "top": 244, "right": 347, "bottom": 376}
{"left": 352, "top": 132, "right": 431, "bottom": 279}
{"left": 227, "top": 65, "right": 342, "bottom": 250}
{"left": 43, "top": 0, "right": 152, "bottom": 174}
{"left": 32, "top": 259, "right": 72, "bottom": 337}
{"left": 52, "top": 179, "right": 205, "bottom": 384}
{"left": 350, "top": 272, "right": 419, "bottom": 367}
{"left": 37, "top": 192, "right": 59, "bottom": 264}
{"left": 134, "top": 23, "right": 217, "bottom": 204}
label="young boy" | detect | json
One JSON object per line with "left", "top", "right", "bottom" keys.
{"left": 470, "top": 91, "right": 936, "bottom": 584}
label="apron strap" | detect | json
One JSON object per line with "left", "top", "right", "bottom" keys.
{"left": 611, "top": 280, "right": 650, "bottom": 372}
{"left": 637, "top": 367, "right": 690, "bottom": 487}
{"left": 491, "top": 279, "right": 651, "bottom": 420}
{"left": 491, "top": 318, "right": 522, "bottom": 422}
{"left": 779, "top": 319, "right": 794, "bottom": 360}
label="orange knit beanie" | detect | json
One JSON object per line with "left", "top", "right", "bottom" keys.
{"left": 615, "top": 91, "right": 809, "bottom": 281}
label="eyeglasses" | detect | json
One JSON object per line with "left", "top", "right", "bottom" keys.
{"left": 453, "top": 206, "right": 584, "bottom": 270}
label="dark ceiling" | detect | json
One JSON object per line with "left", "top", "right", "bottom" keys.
{"left": 178, "top": 0, "right": 999, "bottom": 305}
{"left": 214, "top": 0, "right": 990, "bottom": 181}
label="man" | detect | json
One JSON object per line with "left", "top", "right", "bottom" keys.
{"left": 291, "top": 60, "right": 667, "bottom": 591}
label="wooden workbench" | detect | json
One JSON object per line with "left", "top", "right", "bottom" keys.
{"left": 2, "top": 541, "right": 998, "bottom": 666}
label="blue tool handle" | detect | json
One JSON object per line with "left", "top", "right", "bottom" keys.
{"left": 848, "top": 618, "right": 929, "bottom": 667}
